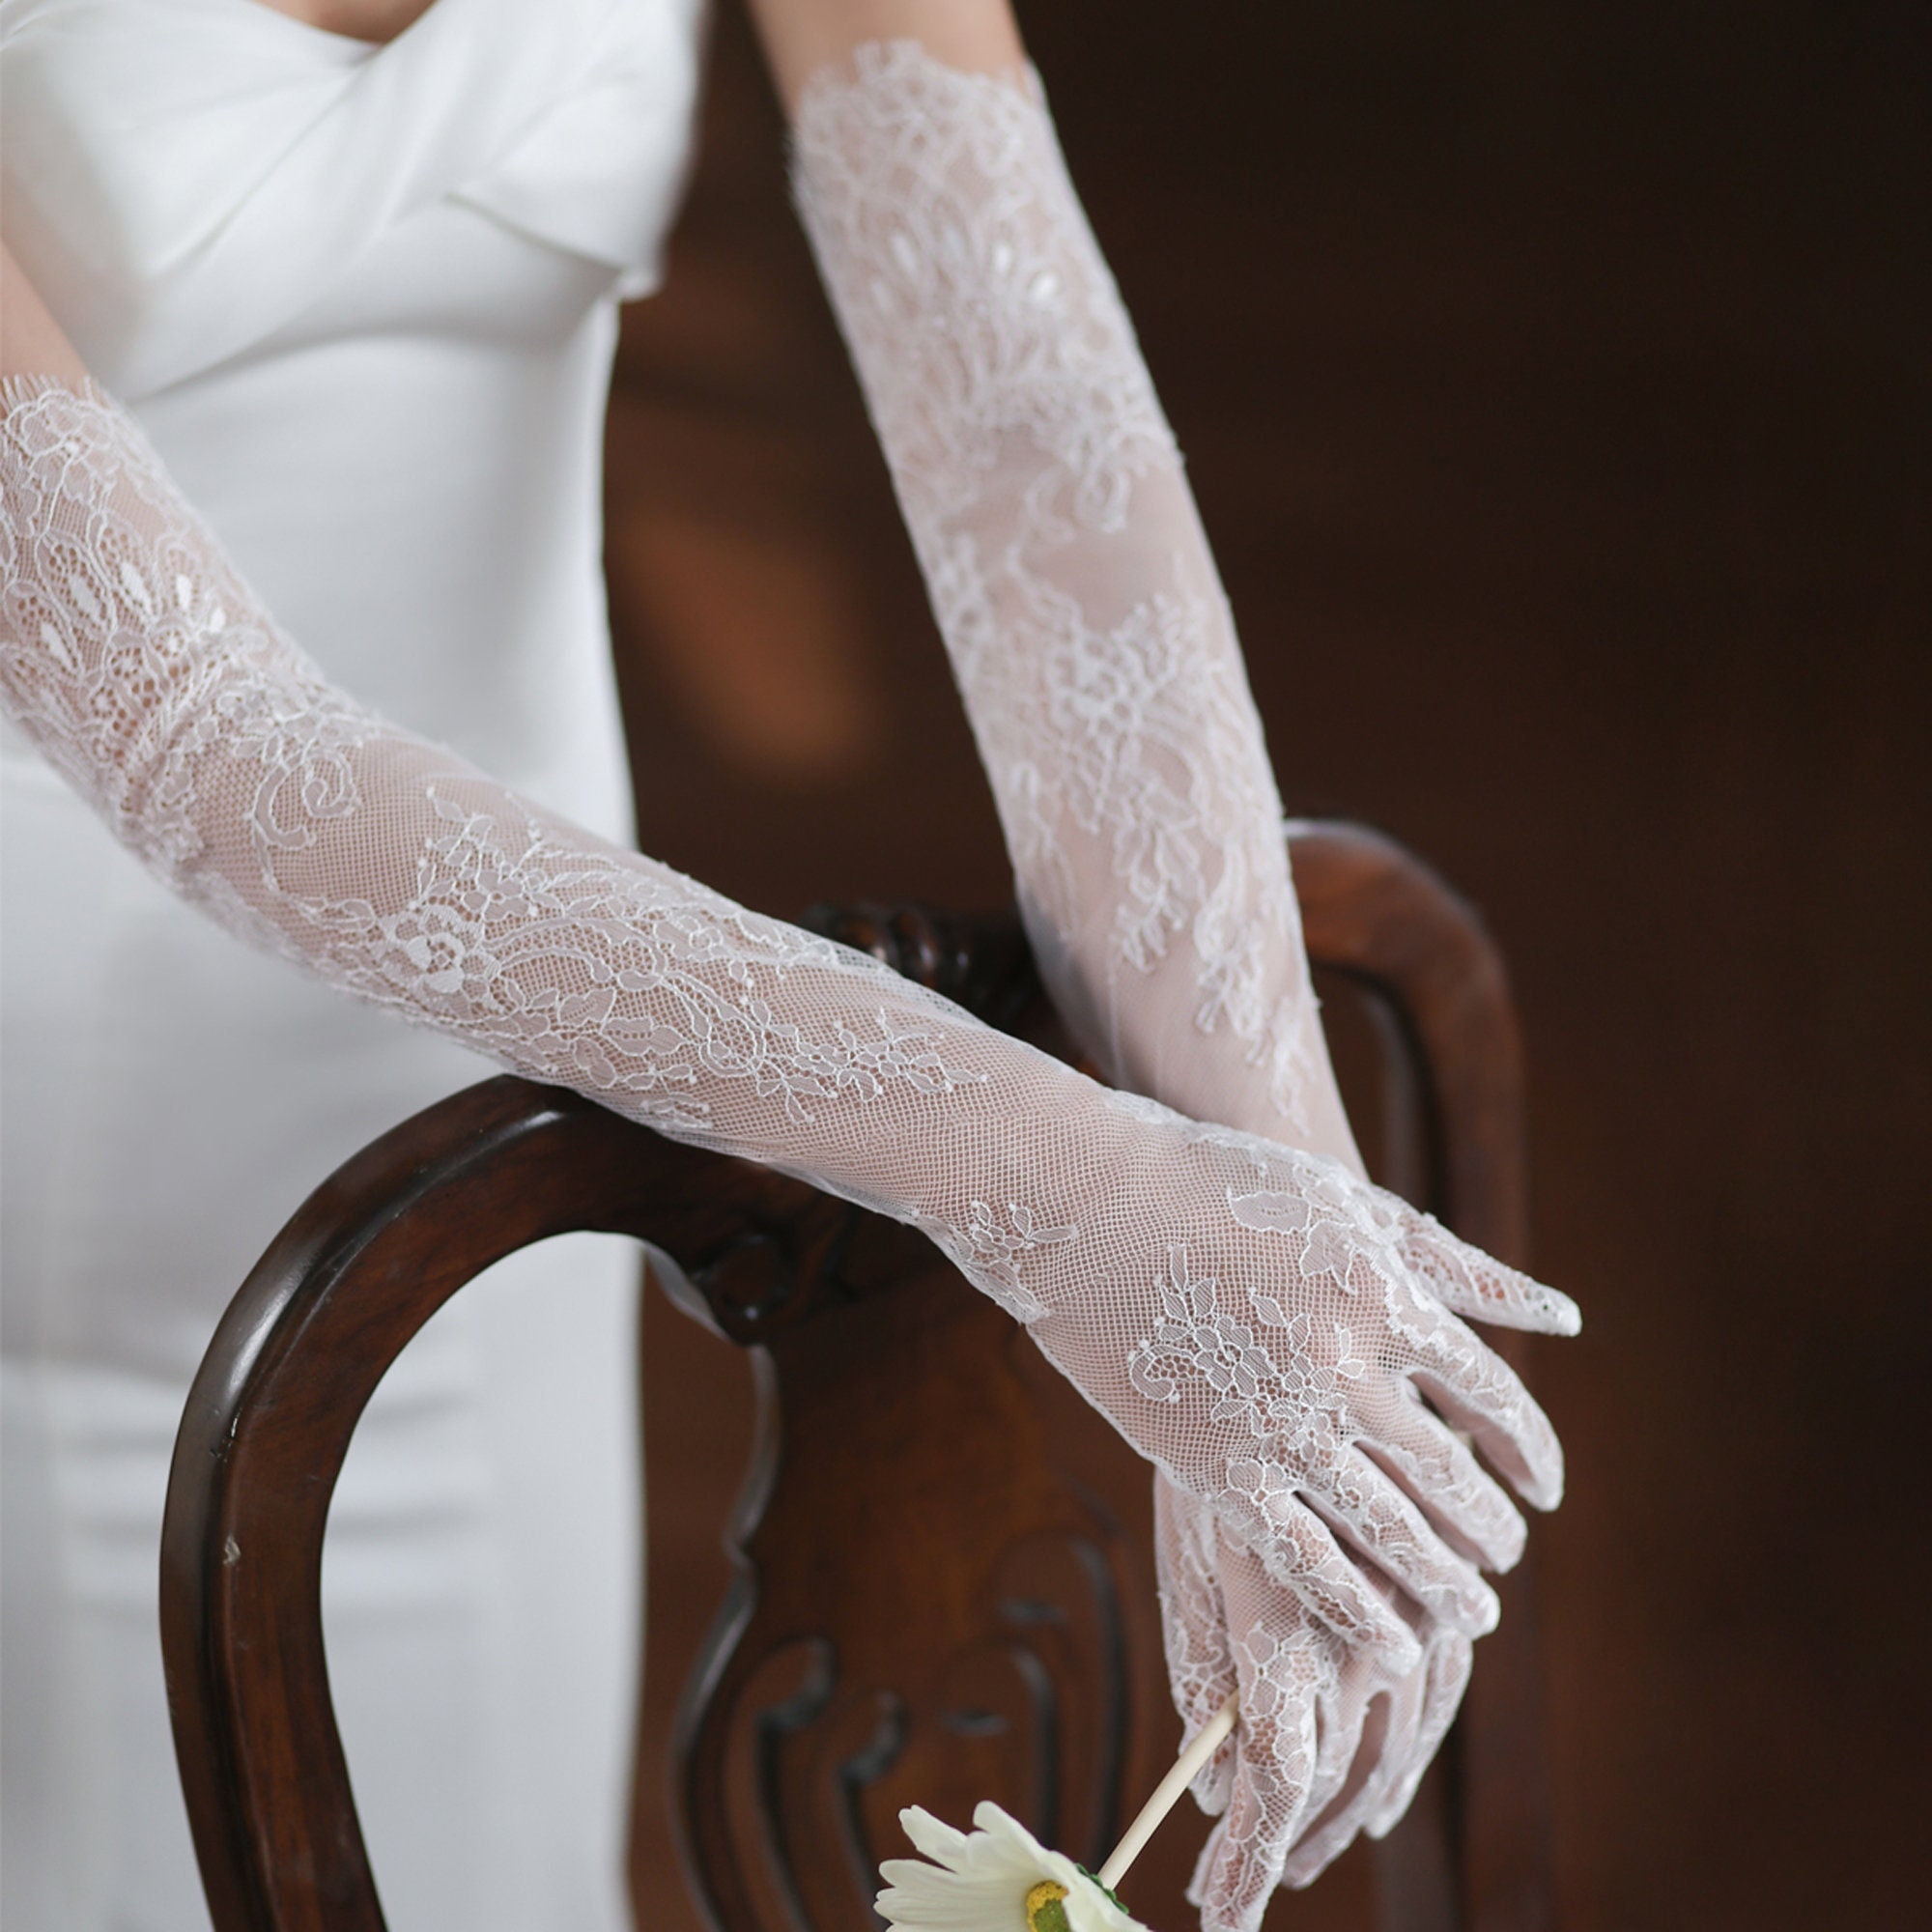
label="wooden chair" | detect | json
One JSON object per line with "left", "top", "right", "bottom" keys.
{"left": 160, "top": 821, "right": 1556, "bottom": 1932}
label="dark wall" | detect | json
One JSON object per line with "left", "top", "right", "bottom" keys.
{"left": 608, "top": 5, "right": 1931, "bottom": 1925}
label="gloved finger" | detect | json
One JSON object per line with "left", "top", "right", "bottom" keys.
{"left": 1187, "top": 1536, "right": 1329, "bottom": 1932}
{"left": 1279, "top": 1679, "right": 1395, "bottom": 1888}
{"left": 1293, "top": 1658, "right": 1381, "bottom": 1856}
{"left": 1231, "top": 1479, "right": 1424, "bottom": 1674}
{"left": 1290, "top": 1556, "right": 1426, "bottom": 1871}
{"left": 1154, "top": 1475, "right": 1238, "bottom": 1813}
{"left": 1403, "top": 1306, "right": 1567, "bottom": 1510}
{"left": 1359, "top": 1382, "right": 1528, "bottom": 1572}
{"left": 1282, "top": 1590, "right": 1434, "bottom": 1890}
{"left": 1367, "top": 1629, "right": 1471, "bottom": 1839}
{"left": 1285, "top": 1613, "right": 1470, "bottom": 1889}
{"left": 1397, "top": 1205, "right": 1581, "bottom": 1336}
{"left": 1310, "top": 1450, "right": 1500, "bottom": 1636}
{"left": 1187, "top": 1708, "right": 1316, "bottom": 1932}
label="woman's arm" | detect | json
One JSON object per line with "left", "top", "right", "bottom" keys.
{"left": 733, "top": 12, "right": 1548, "bottom": 1914}
{"left": 747, "top": 0, "right": 1022, "bottom": 109}
{"left": 748, "top": 1, "right": 1363, "bottom": 1169}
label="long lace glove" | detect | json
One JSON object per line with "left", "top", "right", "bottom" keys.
{"left": 0, "top": 375, "right": 1573, "bottom": 1665}
{"left": 791, "top": 42, "right": 1350, "bottom": 1155}
{"left": 787, "top": 43, "right": 1568, "bottom": 1922}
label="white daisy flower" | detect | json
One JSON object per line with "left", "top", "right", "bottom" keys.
{"left": 876, "top": 1802, "right": 1151, "bottom": 1932}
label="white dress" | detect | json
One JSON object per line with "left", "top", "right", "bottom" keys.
{"left": 0, "top": 1, "right": 705, "bottom": 1925}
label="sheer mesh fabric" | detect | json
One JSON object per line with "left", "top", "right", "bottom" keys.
{"left": 793, "top": 42, "right": 1344, "bottom": 1151}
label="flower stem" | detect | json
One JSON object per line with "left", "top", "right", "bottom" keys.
{"left": 1095, "top": 1692, "right": 1239, "bottom": 1890}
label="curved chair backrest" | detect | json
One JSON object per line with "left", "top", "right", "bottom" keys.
{"left": 161, "top": 821, "right": 1552, "bottom": 1932}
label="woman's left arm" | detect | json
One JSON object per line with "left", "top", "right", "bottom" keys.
{"left": 749, "top": 0, "right": 1361, "bottom": 1165}
{"left": 742, "top": 5, "right": 1503, "bottom": 1922}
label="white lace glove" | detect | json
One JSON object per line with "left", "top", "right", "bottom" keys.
{"left": 0, "top": 376, "right": 1573, "bottom": 1674}
{"left": 791, "top": 42, "right": 1349, "bottom": 1157}
{"left": 787, "top": 43, "right": 1574, "bottom": 1923}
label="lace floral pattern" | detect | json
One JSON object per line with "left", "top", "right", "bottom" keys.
{"left": 794, "top": 43, "right": 1321, "bottom": 1137}
{"left": 922, "top": 1198, "right": 1079, "bottom": 1322}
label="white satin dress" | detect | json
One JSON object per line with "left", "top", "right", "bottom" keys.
{"left": 0, "top": 2, "right": 705, "bottom": 1925}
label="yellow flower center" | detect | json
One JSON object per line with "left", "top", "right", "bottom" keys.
{"left": 1025, "top": 1879, "right": 1073, "bottom": 1932}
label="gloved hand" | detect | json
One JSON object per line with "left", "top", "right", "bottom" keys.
{"left": 1156, "top": 1474, "right": 1473, "bottom": 1929}
{"left": 1134, "top": 1132, "right": 1575, "bottom": 1928}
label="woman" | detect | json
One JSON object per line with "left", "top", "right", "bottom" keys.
{"left": 0, "top": 3, "right": 1578, "bottom": 1928}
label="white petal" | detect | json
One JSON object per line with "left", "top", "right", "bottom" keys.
{"left": 970, "top": 1800, "right": 1050, "bottom": 1852}
{"left": 899, "top": 1805, "right": 974, "bottom": 1870}
{"left": 878, "top": 1866, "right": 1023, "bottom": 1930}
{"left": 877, "top": 1802, "right": 1151, "bottom": 1932}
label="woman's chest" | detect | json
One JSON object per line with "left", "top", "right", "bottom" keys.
{"left": 0, "top": 0, "right": 706, "bottom": 394}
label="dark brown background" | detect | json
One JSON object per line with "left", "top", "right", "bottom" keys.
{"left": 605, "top": 4, "right": 1932, "bottom": 1927}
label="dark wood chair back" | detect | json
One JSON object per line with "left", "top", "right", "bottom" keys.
{"left": 160, "top": 821, "right": 1553, "bottom": 1932}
